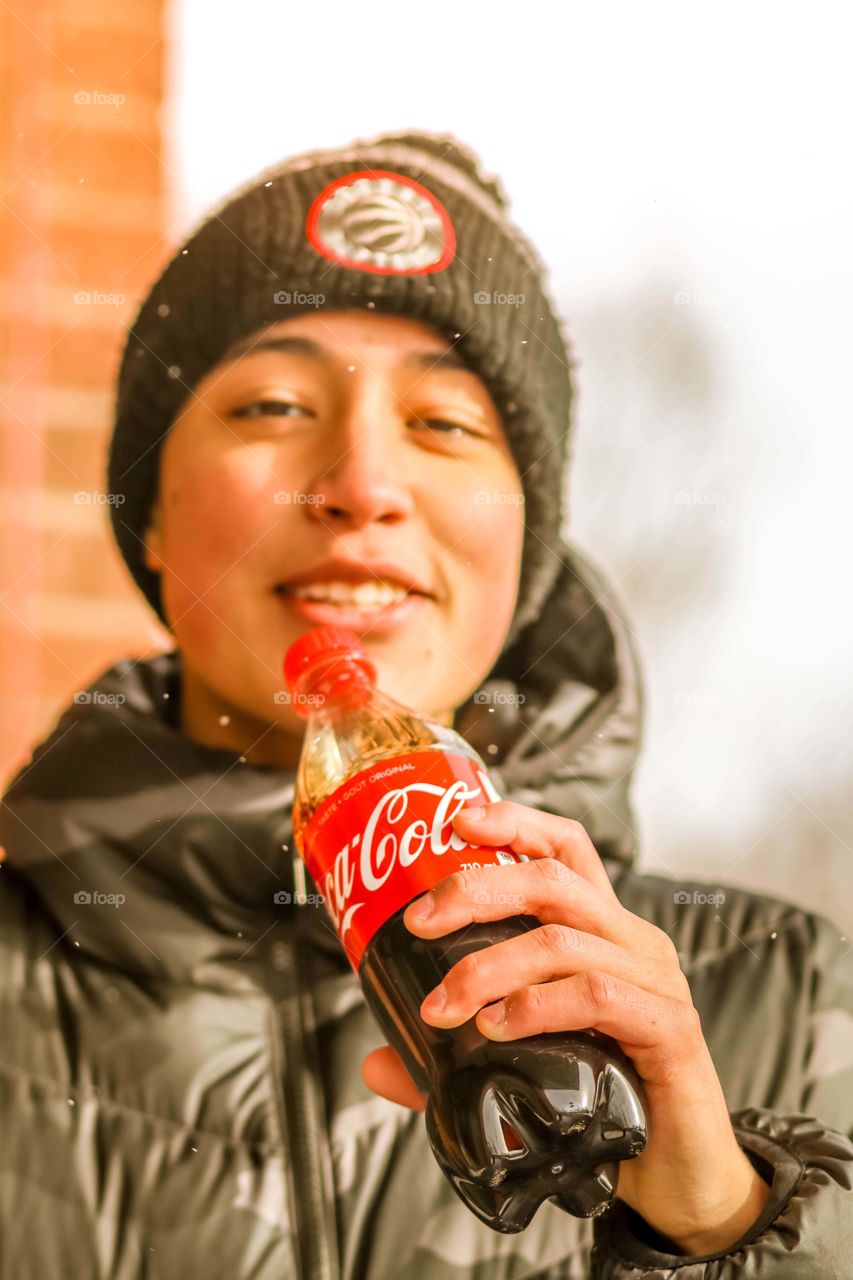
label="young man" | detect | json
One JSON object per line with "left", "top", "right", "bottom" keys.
{"left": 1, "top": 130, "right": 851, "bottom": 1279}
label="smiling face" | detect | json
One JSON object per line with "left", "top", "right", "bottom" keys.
{"left": 143, "top": 309, "right": 525, "bottom": 767}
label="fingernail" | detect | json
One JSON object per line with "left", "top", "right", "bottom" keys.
{"left": 422, "top": 983, "right": 447, "bottom": 1012}
{"left": 479, "top": 1000, "right": 506, "bottom": 1026}
{"left": 459, "top": 805, "right": 486, "bottom": 822}
{"left": 408, "top": 893, "right": 434, "bottom": 921}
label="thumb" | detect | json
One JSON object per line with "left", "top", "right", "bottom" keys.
{"left": 362, "top": 1045, "right": 427, "bottom": 1112}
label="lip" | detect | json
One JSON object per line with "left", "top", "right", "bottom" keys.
{"left": 277, "top": 557, "right": 433, "bottom": 596}
{"left": 275, "top": 589, "right": 430, "bottom": 635}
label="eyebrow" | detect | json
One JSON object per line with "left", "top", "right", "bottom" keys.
{"left": 221, "top": 334, "right": 473, "bottom": 374}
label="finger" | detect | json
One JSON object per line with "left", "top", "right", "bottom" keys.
{"left": 453, "top": 800, "right": 617, "bottom": 898}
{"left": 404, "top": 856, "right": 626, "bottom": 949}
{"left": 473, "top": 970, "right": 704, "bottom": 1088}
{"left": 361, "top": 1046, "right": 427, "bottom": 1112}
{"left": 411, "top": 813, "right": 679, "bottom": 964}
{"left": 419, "top": 922, "right": 692, "bottom": 1028}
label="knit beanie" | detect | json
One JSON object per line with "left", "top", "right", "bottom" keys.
{"left": 107, "top": 129, "right": 576, "bottom": 656}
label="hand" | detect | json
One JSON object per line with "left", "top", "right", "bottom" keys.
{"left": 361, "top": 800, "right": 771, "bottom": 1255}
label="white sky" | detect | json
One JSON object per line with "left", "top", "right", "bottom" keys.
{"left": 168, "top": 1, "right": 853, "bottom": 928}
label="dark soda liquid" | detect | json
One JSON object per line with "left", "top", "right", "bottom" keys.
{"left": 285, "top": 633, "right": 647, "bottom": 1233}
{"left": 359, "top": 904, "right": 647, "bottom": 1232}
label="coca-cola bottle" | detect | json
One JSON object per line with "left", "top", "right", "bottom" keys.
{"left": 284, "top": 625, "right": 646, "bottom": 1233}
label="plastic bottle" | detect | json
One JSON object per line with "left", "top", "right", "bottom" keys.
{"left": 284, "top": 624, "right": 646, "bottom": 1233}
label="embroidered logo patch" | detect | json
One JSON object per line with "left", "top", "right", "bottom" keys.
{"left": 306, "top": 170, "right": 455, "bottom": 275}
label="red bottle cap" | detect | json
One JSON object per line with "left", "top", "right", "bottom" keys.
{"left": 283, "top": 626, "right": 374, "bottom": 695}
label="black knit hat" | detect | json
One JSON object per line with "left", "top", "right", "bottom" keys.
{"left": 107, "top": 129, "right": 575, "bottom": 655}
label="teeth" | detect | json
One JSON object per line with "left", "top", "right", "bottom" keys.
{"left": 287, "top": 579, "right": 411, "bottom": 608}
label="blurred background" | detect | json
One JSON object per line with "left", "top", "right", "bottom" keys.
{"left": 2, "top": 1, "right": 851, "bottom": 932}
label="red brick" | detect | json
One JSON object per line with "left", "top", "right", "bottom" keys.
{"left": 56, "top": 0, "right": 163, "bottom": 38}
{"left": 49, "top": 126, "right": 164, "bottom": 193}
{"left": 40, "top": 427, "right": 109, "bottom": 494}
{"left": 49, "top": 222, "right": 174, "bottom": 290}
{"left": 0, "top": 0, "right": 167, "bottom": 776}
{"left": 54, "top": 28, "right": 165, "bottom": 100}
{"left": 42, "top": 320, "right": 127, "bottom": 387}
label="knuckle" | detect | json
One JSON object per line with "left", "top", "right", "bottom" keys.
{"left": 535, "top": 856, "right": 575, "bottom": 889}
{"left": 632, "top": 915, "right": 679, "bottom": 964}
{"left": 537, "top": 922, "right": 579, "bottom": 958}
{"left": 452, "top": 950, "right": 483, "bottom": 995}
{"left": 672, "top": 968, "right": 693, "bottom": 1003}
{"left": 583, "top": 969, "right": 616, "bottom": 1012}
{"left": 676, "top": 1000, "right": 703, "bottom": 1039}
{"left": 451, "top": 868, "right": 480, "bottom": 899}
{"left": 508, "top": 984, "right": 538, "bottom": 1022}
{"left": 664, "top": 998, "right": 703, "bottom": 1052}
{"left": 655, "top": 930, "right": 681, "bottom": 965}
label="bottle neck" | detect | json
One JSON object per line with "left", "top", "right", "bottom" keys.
{"left": 294, "top": 654, "right": 376, "bottom": 718}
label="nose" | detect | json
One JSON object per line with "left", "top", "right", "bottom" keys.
{"left": 305, "top": 401, "right": 417, "bottom": 529}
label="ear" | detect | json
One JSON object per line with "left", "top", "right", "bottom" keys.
{"left": 143, "top": 499, "right": 164, "bottom": 573}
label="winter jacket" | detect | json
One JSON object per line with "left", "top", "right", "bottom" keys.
{"left": 1, "top": 540, "right": 851, "bottom": 1279}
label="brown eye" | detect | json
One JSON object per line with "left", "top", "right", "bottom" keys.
{"left": 232, "top": 400, "right": 314, "bottom": 419}
{"left": 410, "top": 416, "right": 481, "bottom": 439}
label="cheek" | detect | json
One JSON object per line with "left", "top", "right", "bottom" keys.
{"left": 157, "top": 449, "right": 275, "bottom": 615}
{"left": 446, "top": 488, "right": 525, "bottom": 626}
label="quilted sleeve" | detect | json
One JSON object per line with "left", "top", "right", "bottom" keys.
{"left": 589, "top": 909, "right": 853, "bottom": 1278}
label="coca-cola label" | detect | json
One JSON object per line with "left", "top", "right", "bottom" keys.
{"left": 300, "top": 749, "right": 523, "bottom": 971}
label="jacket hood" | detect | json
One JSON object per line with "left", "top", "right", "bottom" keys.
{"left": 0, "top": 540, "right": 644, "bottom": 984}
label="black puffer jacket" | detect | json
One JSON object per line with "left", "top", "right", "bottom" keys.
{"left": 1, "top": 541, "right": 851, "bottom": 1279}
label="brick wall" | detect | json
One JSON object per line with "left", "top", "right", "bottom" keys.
{"left": 0, "top": 0, "right": 171, "bottom": 787}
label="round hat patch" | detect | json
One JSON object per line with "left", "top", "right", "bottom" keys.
{"left": 306, "top": 169, "right": 455, "bottom": 275}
